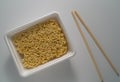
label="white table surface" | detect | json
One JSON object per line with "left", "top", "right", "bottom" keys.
{"left": 0, "top": 0, "right": 120, "bottom": 82}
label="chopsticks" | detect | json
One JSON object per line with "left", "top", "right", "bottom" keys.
{"left": 71, "top": 10, "right": 103, "bottom": 82}
{"left": 73, "top": 10, "right": 119, "bottom": 76}
{"left": 71, "top": 10, "right": 119, "bottom": 81}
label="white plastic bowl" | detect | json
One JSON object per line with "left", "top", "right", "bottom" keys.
{"left": 4, "top": 11, "right": 75, "bottom": 77}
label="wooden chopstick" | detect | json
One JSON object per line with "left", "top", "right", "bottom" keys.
{"left": 74, "top": 10, "right": 119, "bottom": 76}
{"left": 71, "top": 11, "right": 104, "bottom": 82}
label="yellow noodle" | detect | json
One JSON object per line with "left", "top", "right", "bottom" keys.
{"left": 12, "top": 19, "right": 68, "bottom": 69}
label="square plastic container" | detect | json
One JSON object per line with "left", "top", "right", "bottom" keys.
{"left": 4, "top": 11, "right": 75, "bottom": 77}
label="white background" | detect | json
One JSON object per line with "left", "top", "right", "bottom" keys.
{"left": 0, "top": 0, "right": 120, "bottom": 82}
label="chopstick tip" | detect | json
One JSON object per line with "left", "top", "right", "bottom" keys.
{"left": 117, "top": 72, "right": 119, "bottom": 77}
{"left": 71, "top": 9, "right": 77, "bottom": 14}
{"left": 71, "top": 10, "right": 75, "bottom": 14}
{"left": 101, "top": 80, "right": 104, "bottom": 82}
